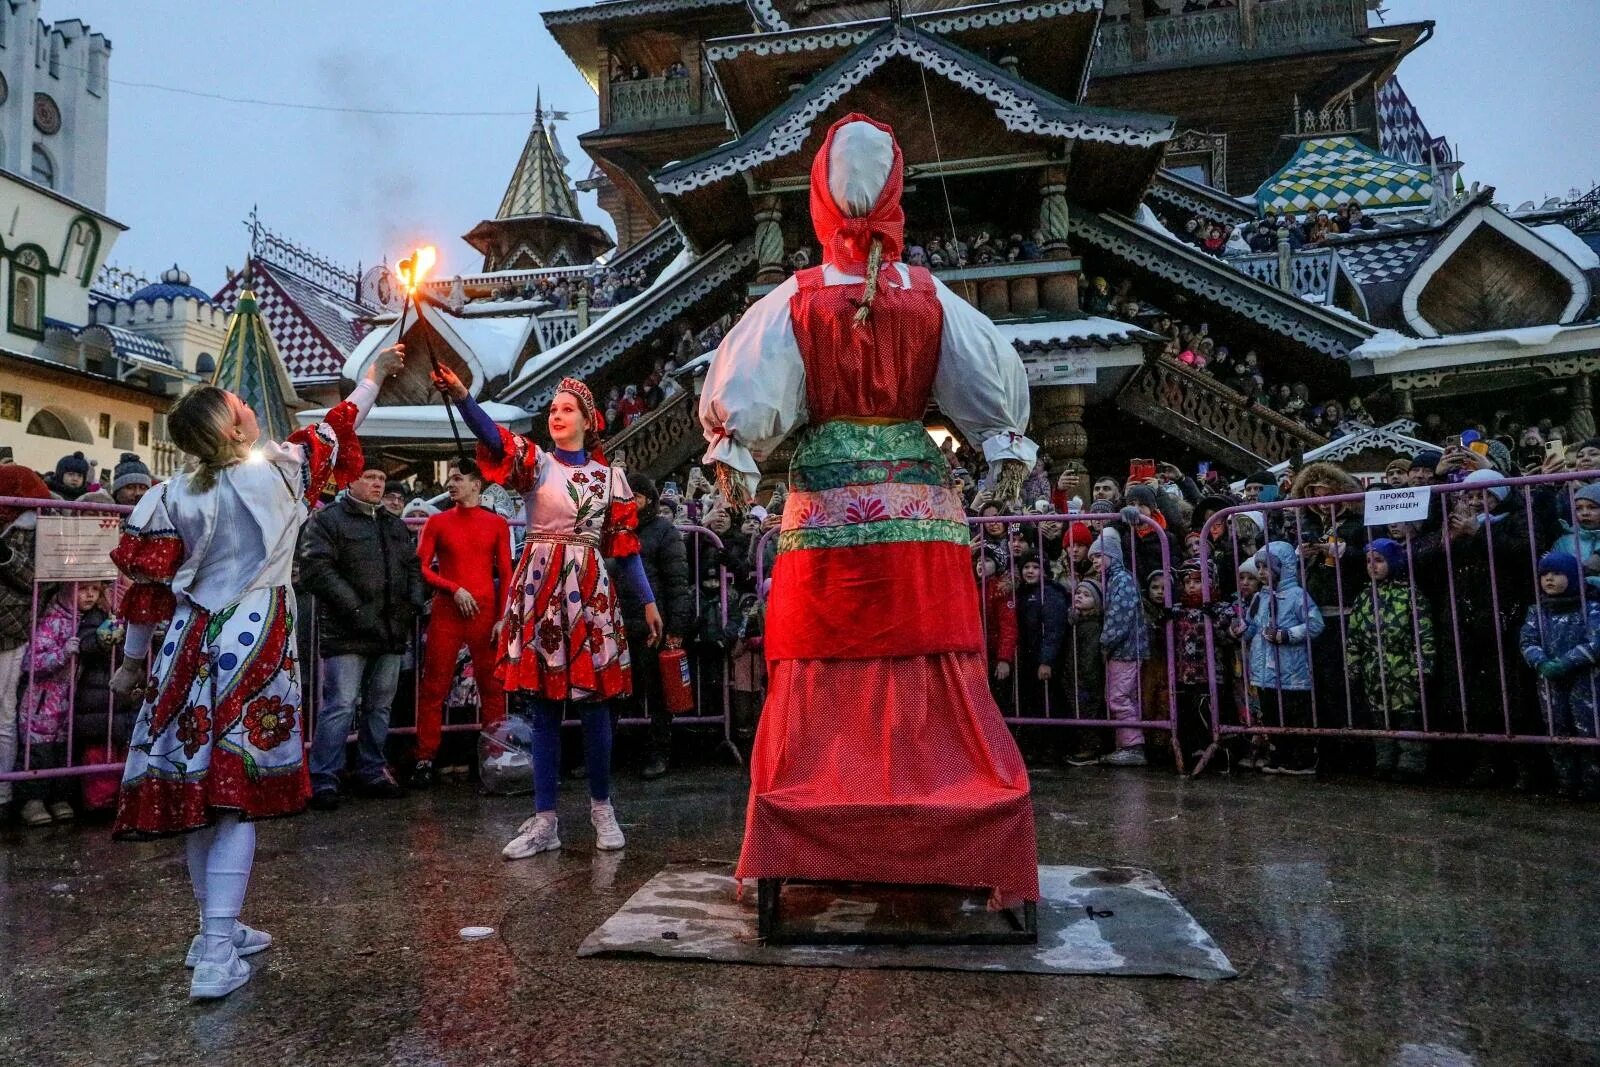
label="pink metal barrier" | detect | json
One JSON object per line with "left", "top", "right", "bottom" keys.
{"left": 0, "top": 496, "right": 739, "bottom": 786}
{"left": 753, "top": 510, "right": 1185, "bottom": 770}
{"left": 1195, "top": 470, "right": 1600, "bottom": 777}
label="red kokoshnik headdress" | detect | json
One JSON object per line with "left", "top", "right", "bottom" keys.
{"left": 809, "top": 113, "right": 905, "bottom": 274}
{"left": 556, "top": 376, "right": 608, "bottom": 463}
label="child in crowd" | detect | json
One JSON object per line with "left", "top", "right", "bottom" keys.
{"left": 1520, "top": 552, "right": 1600, "bottom": 799}
{"left": 1091, "top": 528, "right": 1149, "bottom": 766}
{"left": 1066, "top": 579, "right": 1106, "bottom": 765}
{"left": 17, "top": 582, "right": 107, "bottom": 825}
{"left": 1142, "top": 569, "right": 1173, "bottom": 750}
{"left": 1347, "top": 539, "right": 1435, "bottom": 782}
{"left": 1233, "top": 558, "right": 1268, "bottom": 768}
{"left": 976, "top": 549, "right": 1017, "bottom": 711}
{"left": 1233, "top": 542, "right": 1325, "bottom": 775}
{"left": 1551, "top": 483, "right": 1600, "bottom": 595}
{"left": 1015, "top": 556, "right": 1068, "bottom": 717}
{"left": 1172, "top": 561, "right": 1233, "bottom": 761}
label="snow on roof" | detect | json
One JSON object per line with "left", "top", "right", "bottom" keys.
{"left": 295, "top": 401, "right": 535, "bottom": 438}
{"left": 1354, "top": 323, "right": 1571, "bottom": 360}
{"left": 996, "top": 316, "right": 1155, "bottom": 349}
{"left": 1532, "top": 223, "right": 1600, "bottom": 272}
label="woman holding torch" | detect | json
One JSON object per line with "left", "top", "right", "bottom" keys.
{"left": 430, "top": 366, "right": 661, "bottom": 858}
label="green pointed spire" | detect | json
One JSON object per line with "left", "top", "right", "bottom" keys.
{"left": 213, "top": 289, "right": 304, "bottom": 443}
{"left": 496, "top": 89, "right": 582, "bottom": 221}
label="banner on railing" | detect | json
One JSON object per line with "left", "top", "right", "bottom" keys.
{"left": 35, "top": 514, "right": 122, "bottom": 581}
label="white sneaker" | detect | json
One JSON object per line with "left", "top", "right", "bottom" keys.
{"left": 189, "top": 948, "right": 252, "bottom": 1000}
{"left": 503, "top": 813, "right": 560, "bottom": 860}
{"left": 20, "top": 800, "right": 52, "bottom": 826}
{"left": 185, "top": 922, "right": 273, "bottom": 968}
{"left": 1100, "top": 747, "right": 1148, "bottom": 767}
{"left": 590, "top": 802, "right": 626, "bottom": 851}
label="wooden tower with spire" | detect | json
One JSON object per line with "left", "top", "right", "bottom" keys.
{"left": 463, "top": 92, "right": 614, "bottom": 272}
{"left": 212, "top": 286, "right": 306, "bottom": 444}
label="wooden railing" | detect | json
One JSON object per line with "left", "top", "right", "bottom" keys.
{"left": 602, "top": 387, "right": 703, "bottom": 480}
{"left": 1117, "top": 356, "right": 1325, "bottom": 469}
{"left": 607, "top": 75, "right": 712, "bottom": 127}
{"left": 151, "top": 440, "right": 180, "bottom": 478}
{"left": 1227, "top": 248, "right": 1339, "bottom": 305}
{"left": 1096, "top": 0, "right": 1367, "bottom": 74}
{"left": 750, "top": 258, "right": 1084, "bottom": 320}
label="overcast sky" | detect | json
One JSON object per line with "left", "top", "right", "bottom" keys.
{"left": 55, "top": 0, "right": 1600, "bottom": 292}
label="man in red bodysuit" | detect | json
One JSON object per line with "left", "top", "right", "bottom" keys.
{"left": 413, "top": 458, "right": 512, "bottom": 788}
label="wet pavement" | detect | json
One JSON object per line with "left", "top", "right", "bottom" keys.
{"left": 1, "top": 764, "right": 1597, "bottom": 1066}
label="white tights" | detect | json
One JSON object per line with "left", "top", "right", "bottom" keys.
{"left": 185, "top": 815, "right": 256, "bottom": 957}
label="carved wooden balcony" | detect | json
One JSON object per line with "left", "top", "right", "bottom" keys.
{"left": 1096, "top": 0, "right": 1369, "bottom": 75}
{"left": 1117, "top": 355, "right": 1325, "bottom": 470}
{"left": 603, "top": 387, "right": 705, "bottom": 480}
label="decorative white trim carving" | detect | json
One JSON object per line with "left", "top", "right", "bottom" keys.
{"left": 707, "top": 0, "right": 1103, "bottom": 60}
{"left": 660, "top": 31, "right": 1169, "bottom": 196}
{"left": 544, "top": 0, "right": 744, "bottom": 26}
{"left": 1163, "top": 129, "right": 1228, "bottom": 189}
{"left": 747, "top": 0, "right": 792, "bottom": 32}
{"left": 1400, "top": 204, "right": 1594, "bottom": 339}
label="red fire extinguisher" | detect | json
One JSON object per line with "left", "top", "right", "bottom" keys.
{"left": 659, "top": 646, "right": 695, "bottom": 714}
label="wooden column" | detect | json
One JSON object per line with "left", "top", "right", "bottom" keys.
{"left": 682, "top": 39, "right": 703, "bottom": 113}
{"left": 754, "top": 195, "right": 787, "bottom": 286}
{"left": 1392, "top": 385, "right": 1414, "bottom": 419}
{"left": 1033, "top": 384, "right": 1089, "bottom": 481}
{"left": 1128, "top": 0, "right": 1148, "bottom": 62}
{"left": 597, "top": 46, "right": 613, "bottom": 126}
{"left": 1570, "top": 373, "right": 1597, "bottom": 441}
{"left": 1038, "top": 166, "right": 1077, "bottom": 313}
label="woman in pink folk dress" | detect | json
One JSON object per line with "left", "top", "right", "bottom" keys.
{"left": 700, "top": 114, "right": 1040, "bottom": 905}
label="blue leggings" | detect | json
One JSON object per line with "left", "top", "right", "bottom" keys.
{"left": 529, "top": 697, "right": 612, "bottom": 812}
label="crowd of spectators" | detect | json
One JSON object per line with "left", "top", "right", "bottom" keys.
{"left": 1152, "top": 200, "right": 1382, "bottom": 262}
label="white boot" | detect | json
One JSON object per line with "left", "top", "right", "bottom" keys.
{"left": 590, "top": 801, "right": 626, "bottom": 851}
{"left": 503, "top": 813, "right": 560, "bottom": 860}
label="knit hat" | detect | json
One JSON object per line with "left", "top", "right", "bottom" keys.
{"left": 0, "top": 465, "right": 52, "bottom": 529}
{"left": 1235, "top": 510, "right": 1267, "bottom": 540}
{"left": 1538, "top": 551, "right": 1581, "bottom": 592}
{"left": 1413, "top": 449, "right": 1443, "bottom": 471}
{"left": 1088, "top": 499, "right": 1116, "bottom": 514}
{"left": 383, "top": 480, "right": 408, "bottom": 498}
{"left": 1384, "top": 457, "right": 1413, "bottom": 476}
{"left": 1578, "top": 438, "right": 1600, "bottom": 454}
{"left": 1486, "top": 439, "right": 1514, "bottom": 474}
{"left": 1367, "top": 537, "right": 1408, "bottom": 578}
{"left": 1125, "top": 484, "right": 1158, "bottom": 510}
{"left": 1237, "top": 558, "right": 1259, "bottom": 579}
{"left": 1462, "top": 467, "right": 1510, "bottom": 502}
{"left": 1088, "top": 526, "right": 1122, "bottom": 560}
{"left": 1066, "top": 521, "right": 1096, "bottom": 546}
{"left": 402, "top": 497, "right": 440, "bottom": 518}
{"left": 111, "top": 453, "right": 153, "bottom": 496}
{"left": 1244, "top": 470, "right": 1276, "bottom": 487}
{"left": 1575, "top": 483, "right": 1600, "bottom": 509}
{"left": 1073, "top": 580, "right": 1103, "bottom": 609}
{"left": 55, "top": 451, "right": 91, "bottom": 480}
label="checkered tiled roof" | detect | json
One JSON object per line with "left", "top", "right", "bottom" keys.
{"left": 1332, "top": 233, "right": 1439, "bottom": 286}
{"left": 1256, "top": 136, "right": 1434, "bottom": 215}
{"left": 1377, "top": 79, "right": 1451, "bottom": 168}
{"left": 214, "top": 259, "right": 372, "bottom": 383}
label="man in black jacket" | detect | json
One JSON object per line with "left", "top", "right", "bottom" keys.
{"left": 609, "top": 474, "right": 693, "bottom": 779}
{"left": 299, "top": 466, "right": 426, "bottom": 808}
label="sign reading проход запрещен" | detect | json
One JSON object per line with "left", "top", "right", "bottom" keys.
{"left": 1363, "top": 486, "right": 1432, "bottom": 527}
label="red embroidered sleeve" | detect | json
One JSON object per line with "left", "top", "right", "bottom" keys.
{"left": 601, "top": 497, "right": 641, "bottom": 558}
{"left": 286, "top": 399, "right": 365, "bottom": 506}
{"left": 109, "top": 486, "right": 184, "bottom": 625}
{"left": 476, "top": 425, "right": 539, "bottom": 495}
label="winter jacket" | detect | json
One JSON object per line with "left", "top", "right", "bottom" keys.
{"left": 1242, "top": 542, "right": 1325, "bottom": 691}
{"left": 1067, "top": 611, "right": 1104, "bottom": 708}
{"left": 24, "top": 595, "right": 77, "bottom": 743}
{"left": 70, "top": 605, "right": 132, "bottom": 751}
{"left": 0, "top": 517, "right": 42, "bottom": 651}
{"left": 981, "top": 577, "right": 1018, "bottom": 666}
{"left": 1016, "top": 579, "right": 1069, "bottom": 668}
{"left": 297, "top": 495, "right": 426, "bottom": 657}
{"left": 1347, "top": 582, "right": 1434, "bottom": 714}
{"left": 1099, "top": 557, "right": 1149, "bottom": 662}
{"left": 610, "top": 511, "right": 691, "bottom": 638}
{"left": 1520, "top": 594, "right": 1600, "bottom": 737}
{"left": 1173, "top": 598, "right": 1233, "bottom": 687}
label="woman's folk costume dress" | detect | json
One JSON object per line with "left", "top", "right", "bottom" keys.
{"left": 700, "top": 114, "right": 1040, "bottom": 903}
{"left": 110, "top": 387, "right": 372, "bottom": 838}
{"left": 465, "top": 397, "right": 642, "bottom": 702}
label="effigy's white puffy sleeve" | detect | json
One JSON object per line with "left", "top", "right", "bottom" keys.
{"left": 930, "top": 276, "right": 1039, "bottom": 478}
{"left": 699, "top": 275, "right": 807, "bottom": 493}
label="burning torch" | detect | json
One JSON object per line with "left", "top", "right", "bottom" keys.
{"left": 393, "top": 246, "right": 466, "bottom": 458}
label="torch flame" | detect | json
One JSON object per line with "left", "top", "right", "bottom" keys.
{"left": 395, "top": 245, "right": 438, "bottom": 294}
